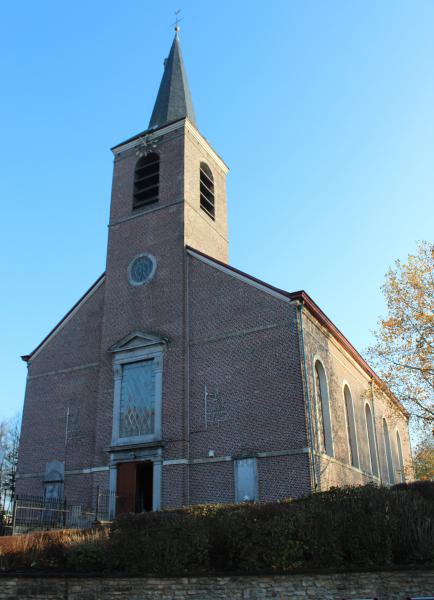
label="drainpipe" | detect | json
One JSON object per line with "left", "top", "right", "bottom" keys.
{"left": 296, "top": 302, "right": 318, "bottom": 491}
{"left": 370, "top": 378, "right": 383, "bottom": 485}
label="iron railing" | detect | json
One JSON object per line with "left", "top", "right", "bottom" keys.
{"left": 8, "top": 487, "right": 115, "bottom": 535}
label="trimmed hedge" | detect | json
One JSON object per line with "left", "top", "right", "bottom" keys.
{"left": 106, "top": 482, "right": 434, "bottom": 575}
{"left": 0, "top": 482, "right": 433, "bottom": 574}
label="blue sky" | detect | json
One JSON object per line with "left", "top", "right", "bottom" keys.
{"left": 1, "top": 1, "right": 433, "bottom": 421}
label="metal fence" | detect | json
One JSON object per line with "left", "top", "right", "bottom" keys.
{"left": 9, "top": 488, "right": 114, "bottom": 535}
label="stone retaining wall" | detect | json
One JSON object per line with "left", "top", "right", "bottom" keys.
{"left": 0, "top": 571, "right": 433, "bottom": 600}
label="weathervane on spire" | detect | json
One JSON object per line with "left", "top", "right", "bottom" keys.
{"left": 172, "top": 9, "right": 183, "bottom": 33}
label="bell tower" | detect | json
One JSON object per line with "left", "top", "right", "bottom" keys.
{"left": 108, "top": 30, "right": 229, "bottom": 264}
{"left": 93, "top": 30, "right": 229, "bottom": 510}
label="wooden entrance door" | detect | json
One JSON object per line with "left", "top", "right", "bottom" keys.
{"left": 115, "top": 461, "right": 154, "bottom": 515}
{"left": 116, "top": 462, "right": 137, "bottom": 514}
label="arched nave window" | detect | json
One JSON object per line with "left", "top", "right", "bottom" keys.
{"left": 344, "top": 385, "right": 359, "bottom": 468}
{"left": 382, "top": 418, "right": 395, "bottom": 484}
{"left": 314, "top": 360, "right": 333, "bottom": 456}
{"left": 396, "top": 430, "right": 405, "bottom": 483}
{"left": 365, "top": 403, "right": 379, "bottom": 477}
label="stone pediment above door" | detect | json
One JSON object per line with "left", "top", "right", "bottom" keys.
{"left": 109, "top": 331, "right": 168, "bottom": 353}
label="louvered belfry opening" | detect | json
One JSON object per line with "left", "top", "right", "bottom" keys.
{"left": 133, "top": 152, "right": 160, "bottom": 209}
{"left": 200, "top": 162, "right": 215, "bottom": 220}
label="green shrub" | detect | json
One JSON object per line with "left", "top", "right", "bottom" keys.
{"left": 0, "top": 483, "right": 432, "bottom": 574}
{"left": 107, "top": 509, "right": 210, "bottom": 575}
{"left": 67, "top": 542, "right": 106, "bottom": 571}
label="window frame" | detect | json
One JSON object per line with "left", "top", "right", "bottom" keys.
{"left": 364, "top": 402, "right": 379, "bottom": 477}
{"left": 382, "top": 417, "right": 395, "bottom": 485}
{"left": 132, "top": 152, "right": 160, "bottom": 210}
{"left": 234, "top": 458, "right": 258, "bottom": 503}
{"left": 313, "top": 359, "right": 334, "bottom": 456}
{"left": 111, "top": 342, "right": 164, "bottom": 447}
{"left": 395, "top": 429, "right": 405, "bottom": 483}
{"left": 343, "top": 383, "right": 359, "bottom": 468}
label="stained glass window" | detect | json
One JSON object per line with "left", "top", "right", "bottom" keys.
{"left": 119, "top": 360, "right": 155, "bottom": 438}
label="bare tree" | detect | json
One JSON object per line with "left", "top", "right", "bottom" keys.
{"left": 0, "top": 414, "right": 20, "bottom": 517}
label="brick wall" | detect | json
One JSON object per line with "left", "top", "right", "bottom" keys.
{"left": 187, "top": 253, "right": 311, "bottom": 502}
{"left": 184, "top": 124, "right": 229, "bottom": 263}
{"left": 0, "top": 571, "right": 432, "bottom": 600}
{"left": 16, "top": 281, "right": 105, "bottom": 507}
{"left": 16, "top": 116, "right": 413, "bottom": 513}
{"left": 301, "top": 308, "right": 412, "bottom": 491}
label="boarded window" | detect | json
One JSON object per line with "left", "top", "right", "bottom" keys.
{"left": 314, "top": 361, "right": 333, "bottom": 456}
{"left": 365, "top": 403, "right": 379, "bottom": 477}
{"left": 133, "top": 153, "right": 159, "bottom": 209}
{"left": 344, "top": 385, "right": 359, "bottom": 468}
{"left": 234, "top": 458, "right": 257, "bottom": 503}
{"left": 200, "top": 162, "right": 215, "bottom": 220}
{"left": 43, "top": 461, "right": 64, "bottom": 501}
{"left": 119, "top": 360, "right": 155, "bottom": 438}
{"left": 382, "top": 418, "right": 395, "bottom": 484}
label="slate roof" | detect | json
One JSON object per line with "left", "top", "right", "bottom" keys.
{"left": 148, "top": 33, "right": 197, "bottom": 130}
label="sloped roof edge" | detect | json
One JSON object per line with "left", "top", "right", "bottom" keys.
{"left": 22, "top": 273, "right": 106, "bottom": 363}
{"left": 186, "top": 245, "right": 408, "bottom": 419}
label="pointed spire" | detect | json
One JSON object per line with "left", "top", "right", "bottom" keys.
{"left": 148, "top": 32, "right": 197, "bottom": 130}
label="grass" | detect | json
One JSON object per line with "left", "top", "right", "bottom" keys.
{"left": 0, "top": 528, "right": 109, "bottom": 572}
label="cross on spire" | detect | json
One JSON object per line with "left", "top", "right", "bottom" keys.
{"left": 172, "top": 9, "right": 183, "bottom": 33}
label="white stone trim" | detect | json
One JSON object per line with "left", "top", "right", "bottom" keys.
{"left": 190, "top": 321, "right": 290, "bottom": 346}
{"left": 108, "top": 466, "right": 117, "bottom": 519}
{"left": 303, "top": 310, "right": 370, "bottom": 386}
{"left": 127, "top": 253, "right": 157, "bottom": 287}
{"left": 17, "top": 465, "right": 110, "bottom": 479}
{"left": 28, "top": 276, "right": 105, "bottom": 363}
{"left": 163, "top": 458, "right": 189, "bottom": 466}
{"left": 111, "top": 119, "right": 229, "bottom": 175}
{"left": 111, "top": 342, "right": 165, "bottom": 447}
{"left": 381, "top": 415, "right": 395, "bottom": 485}
{"left": 395, "top": 427, "right": 405, "bottom": 483}
{"left": 185, "top": 120, "right": 229, "bottom": 174}
{"left": 17, "top": 448, "right": 311, "bottom": 480}
{"left": 313, "top": 451, "right": 381, "bottom": 483}
{"left": 364, "top": 401, "right": 379, "bottom": 477}
{"left": 187, "top": 248, "right": 293, "bottom": 304}
{"left": 168, "top": 448, "right": 310, "bottom": 466}
{"left": 111, "top": 120, "right": 185, "bottom": 155}
{"left": 109, "top": 198, "right": 184, "bottom": 228}
{"left": 152, "top": 459, "right": 162, "bottom": 511}
{"left": 342, "top": 380, "right": 360, "bottom": 470}
{"left": 27, "top": 362, "right": 99, "bottom": 380}
{"left": 108, "top": 446, "right": 163, "bottom": 513}
{"left": 256, "top": 447, "right": 310, "bottom": 458}
{"left": 311, "top": 355, "right": 334, "bottom": 457}
{"left": 234, "top": 457, "right": 259, "bottom": 503}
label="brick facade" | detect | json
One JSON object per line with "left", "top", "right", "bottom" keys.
{"left": 16, "top": 41, "right": 412, "bottom": 514}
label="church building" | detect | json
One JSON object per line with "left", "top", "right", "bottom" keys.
{"left": 16, "top": 32, "right": 412, "bottom": 517}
